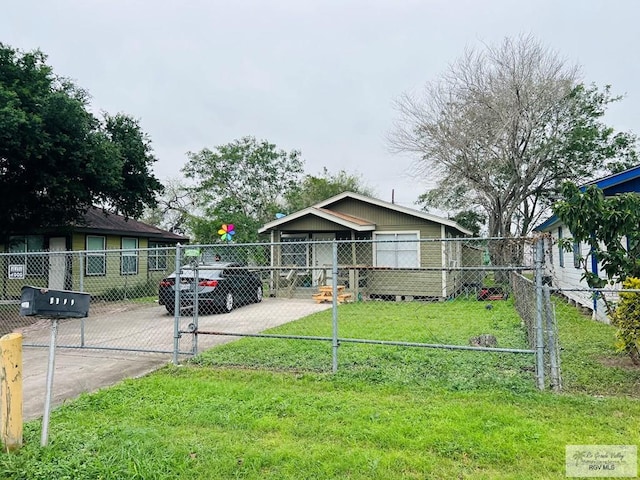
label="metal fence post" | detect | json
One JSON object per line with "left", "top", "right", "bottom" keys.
{"left": 192, "top": 259, "right": 199, "bottom": 356}
{"left": 544, "top": 284, "right": 562, "bottom": 391}
{"left": 79, "top": 252, "right": 85, "bottom": 348}
{"left": 41, "top": 318, "right": 59, "bottom": 446}
{"left": 534, "top": 238, "right": 546, "bottom": 390}
{"left": 331, "top": 240, "right": 339, "bottom": 373}
{"left": 172, "top": 244, "right": 182, "bottom": 365}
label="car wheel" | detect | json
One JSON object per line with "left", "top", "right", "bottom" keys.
{"left": 254, "top": 285, "right": 263, "bottom": 303}
{"left": 165, "top": 304, "right": 175, "bottom": 315}
{"left": 223, "top": 292, "right": 234, "bottom": 313}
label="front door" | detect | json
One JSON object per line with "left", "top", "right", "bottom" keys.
{"left": 312, "top": 233, "right": 335, "bottom": 286}
{"left": 48, "top": 237, "right": 67, "bottom": 290}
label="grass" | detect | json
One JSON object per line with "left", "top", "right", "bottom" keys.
{"left": 1, "top": 299, "right": 639, "bottom": 479}
{"left": 193, "top": 300, "right": 535, "bottom": 393}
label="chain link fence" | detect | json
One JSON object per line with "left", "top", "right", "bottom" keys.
{"left": 0, "top": 237, "right": 593, "bottom": 390}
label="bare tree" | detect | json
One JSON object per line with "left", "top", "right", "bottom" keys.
{"left": 143, "top": 177, "right": 196, "bottom": 235}
{"left": 390, "top": 34, "right": 637, "bottom": 242}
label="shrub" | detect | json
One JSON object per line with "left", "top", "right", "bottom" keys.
{"left": 612, "top": 277, "right": 640, "bottom": 364}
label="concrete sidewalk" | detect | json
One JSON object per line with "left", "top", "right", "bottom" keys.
{"left": 23, "top": 347, "right": 169, "bottom": 421}
{"left": 20, "top": 298, "right": 331, "bottom": 421}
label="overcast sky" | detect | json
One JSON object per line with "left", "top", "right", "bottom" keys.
{"left": 3, "top": 0, "right": 639, "bottom": 210}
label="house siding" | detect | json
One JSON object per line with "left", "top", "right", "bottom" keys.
{"left": 543, "top": 227, "right": 610, "bottom": 323}
{"left": 275, "top": 216, "right": 347, "bottom": 232}
{"left": 328, "top": 198, "right": 443, "bottom": 237}
{"left": 367, "top": 269, "right": 444, "bottom": 298}
{"left": 329, "top": 198, "right": 447, "bottom": 271}
{"left": 0, "top": 256, "right": 48, "bottom": 298}
{"left": 264, "top": 193, "right": 471, "bottom": 300}
{"left": 70, "top": 233, "right": 156, "bottom": 295}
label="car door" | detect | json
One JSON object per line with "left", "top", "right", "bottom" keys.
{"left": 222, "top": 264, "right": 240, "bottom": 302}
{"left": 235, "top": 266, "right": 251, "bottom": 304}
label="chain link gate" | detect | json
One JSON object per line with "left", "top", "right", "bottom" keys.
{"left": 179, "top": 237, "right": 558, "bottom": 390}
{"left": 1, "top": 237, "right": 563, "bottom": 390}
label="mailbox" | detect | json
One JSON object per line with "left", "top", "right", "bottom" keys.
{"left": 20, "top": 286, "right": 90, "bottom": 318}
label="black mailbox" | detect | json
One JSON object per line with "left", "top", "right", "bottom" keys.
{"left": 20, "top": 286, "right": 90, "bottom": 318}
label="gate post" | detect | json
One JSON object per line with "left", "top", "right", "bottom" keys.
{"left": 534, "top": 238, "right": 546, "bottom": 390}
{"left": 331, "top": 240, "right": 339, "bottom": 373}
{"left": 173, "top": 243, "right": 182, "bottom": 365}
{"left": 0, "top": 333, "right": 23, "bottom": 452}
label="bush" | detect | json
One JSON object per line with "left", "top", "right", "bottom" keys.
{"left": 612, "top": 277, "right": 640, "bottom": 364}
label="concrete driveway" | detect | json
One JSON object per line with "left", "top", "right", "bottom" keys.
{"left": 21, "top": 297, "right": 331, "bottom": 421}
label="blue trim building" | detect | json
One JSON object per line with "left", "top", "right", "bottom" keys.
{"left": 534, "top": 164, "right": 640, "bottom": 322}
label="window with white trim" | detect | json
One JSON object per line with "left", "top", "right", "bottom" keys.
{"left": 121, "top": 237, "right": 138, "bottom": 275}
{"left": 281, "top": 236, "right": 308, "bottom": 267}
{"left": 374, "top": 232, "right": 420, "bottom": 268}
{"left": 9, "top": 235, "right": 46, "bottom": 276}
{"left": 148, "top": 241, "right": 168, "bottom": 271}
{"left": 86, "top": 236, "right": 106, "bottom": 276}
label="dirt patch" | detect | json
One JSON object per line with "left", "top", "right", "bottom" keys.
{"left": 598, "top": 355, "right": 640, "bottom": 370}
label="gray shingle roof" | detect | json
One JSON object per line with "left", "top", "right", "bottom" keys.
{"left": 77, "top": 208, "right": 188, "bottom": 242}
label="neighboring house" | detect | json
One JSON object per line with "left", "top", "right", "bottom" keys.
{"left": 534, "top": 165, "right": 640, "bottom": 322}
{"left": 1, "top": 207, "right": 188, "bottom": 299}
{"left": 259, "top": 191, "right": 480, "bottom": 300}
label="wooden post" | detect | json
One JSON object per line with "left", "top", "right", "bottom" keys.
{"left": 0, "top": 333, "right": 23, "bottom": 452}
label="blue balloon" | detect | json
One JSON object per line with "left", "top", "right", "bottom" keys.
{"left": 275, "top": 213, "right": 286, "bottom": 219}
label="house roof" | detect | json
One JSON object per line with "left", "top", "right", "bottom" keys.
{"left": 75, "top": 208, "right": 188, "bottom": 242}
{"left": 259, "top": 206, "right": 376, "bottom": 233}
{"left": 259, "top": 191, "right": 472, "bottom": 235}
{"left": 534, "top": 164, "right": 640, "bottom": 231}
{"left": 582, "top": 164, "right": 640, "bottom": 195}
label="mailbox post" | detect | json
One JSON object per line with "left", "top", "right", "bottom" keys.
{"left": 19, "top": 286, "right": 90, "bottom": 447}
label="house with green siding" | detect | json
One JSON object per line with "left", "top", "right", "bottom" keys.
{"left": 0, "top": 208, "right": 188, "bottom": 300}
{"left": 259, "top": 192, "right": 480, "bottom": 300}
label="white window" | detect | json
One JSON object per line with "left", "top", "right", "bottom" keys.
{"left": 86, "top": 236, "right": 106, "bottom": 276}
{"left": 148, "top": 242, "right": 169, "bottom": 271}
{"left": 9, "top": 235, "right": 45, "bottom": 276}
{"left": 121, "top": 237, "right": 139, "bottom": 275}
{"left": 374, "top": 232, "right": 420, "bottom": 268}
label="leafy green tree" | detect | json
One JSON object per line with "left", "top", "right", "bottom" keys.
{"left": 0, "top": 43, "right": 162, "bottom": 238}
{"left": 182, "top": 136, "right": 304, "bottom": 243}
{"left": 99, "top": 114, "right": 163, "bottom": 216}
{"left": 554, "top": 182, "right": 640, "bottom": 290}
{"left": 284, "top": 167, "right": 374, "bottom": 212}
{"left": 390, "top": 35, "right": 637, "bottom": 241}
{"left": 554, "top": 181, "right": 640, "bottom": 363}
{"left": 451, "top": 210, "right": 486, "bottom": 238}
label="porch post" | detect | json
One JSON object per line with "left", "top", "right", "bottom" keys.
{"left": 271, "top": 230, "right": 282, "bottom": 297}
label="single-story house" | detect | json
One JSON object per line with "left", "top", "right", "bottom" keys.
{"left": 258, "top": 191, "right": 482, "bottom": 300}
{"left": 1, "top": 207, "right": 188, "bottom": 299}
{"left": 534, "top": 164, "right": 640, "bottom": 322}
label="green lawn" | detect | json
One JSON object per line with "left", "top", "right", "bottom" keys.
{"left": 2, "top": 299, "right": 639, "bottom": 479}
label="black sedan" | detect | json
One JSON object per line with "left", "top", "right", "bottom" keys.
{"left": 159, "top": 262, "right": 263, "bottom": 314}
